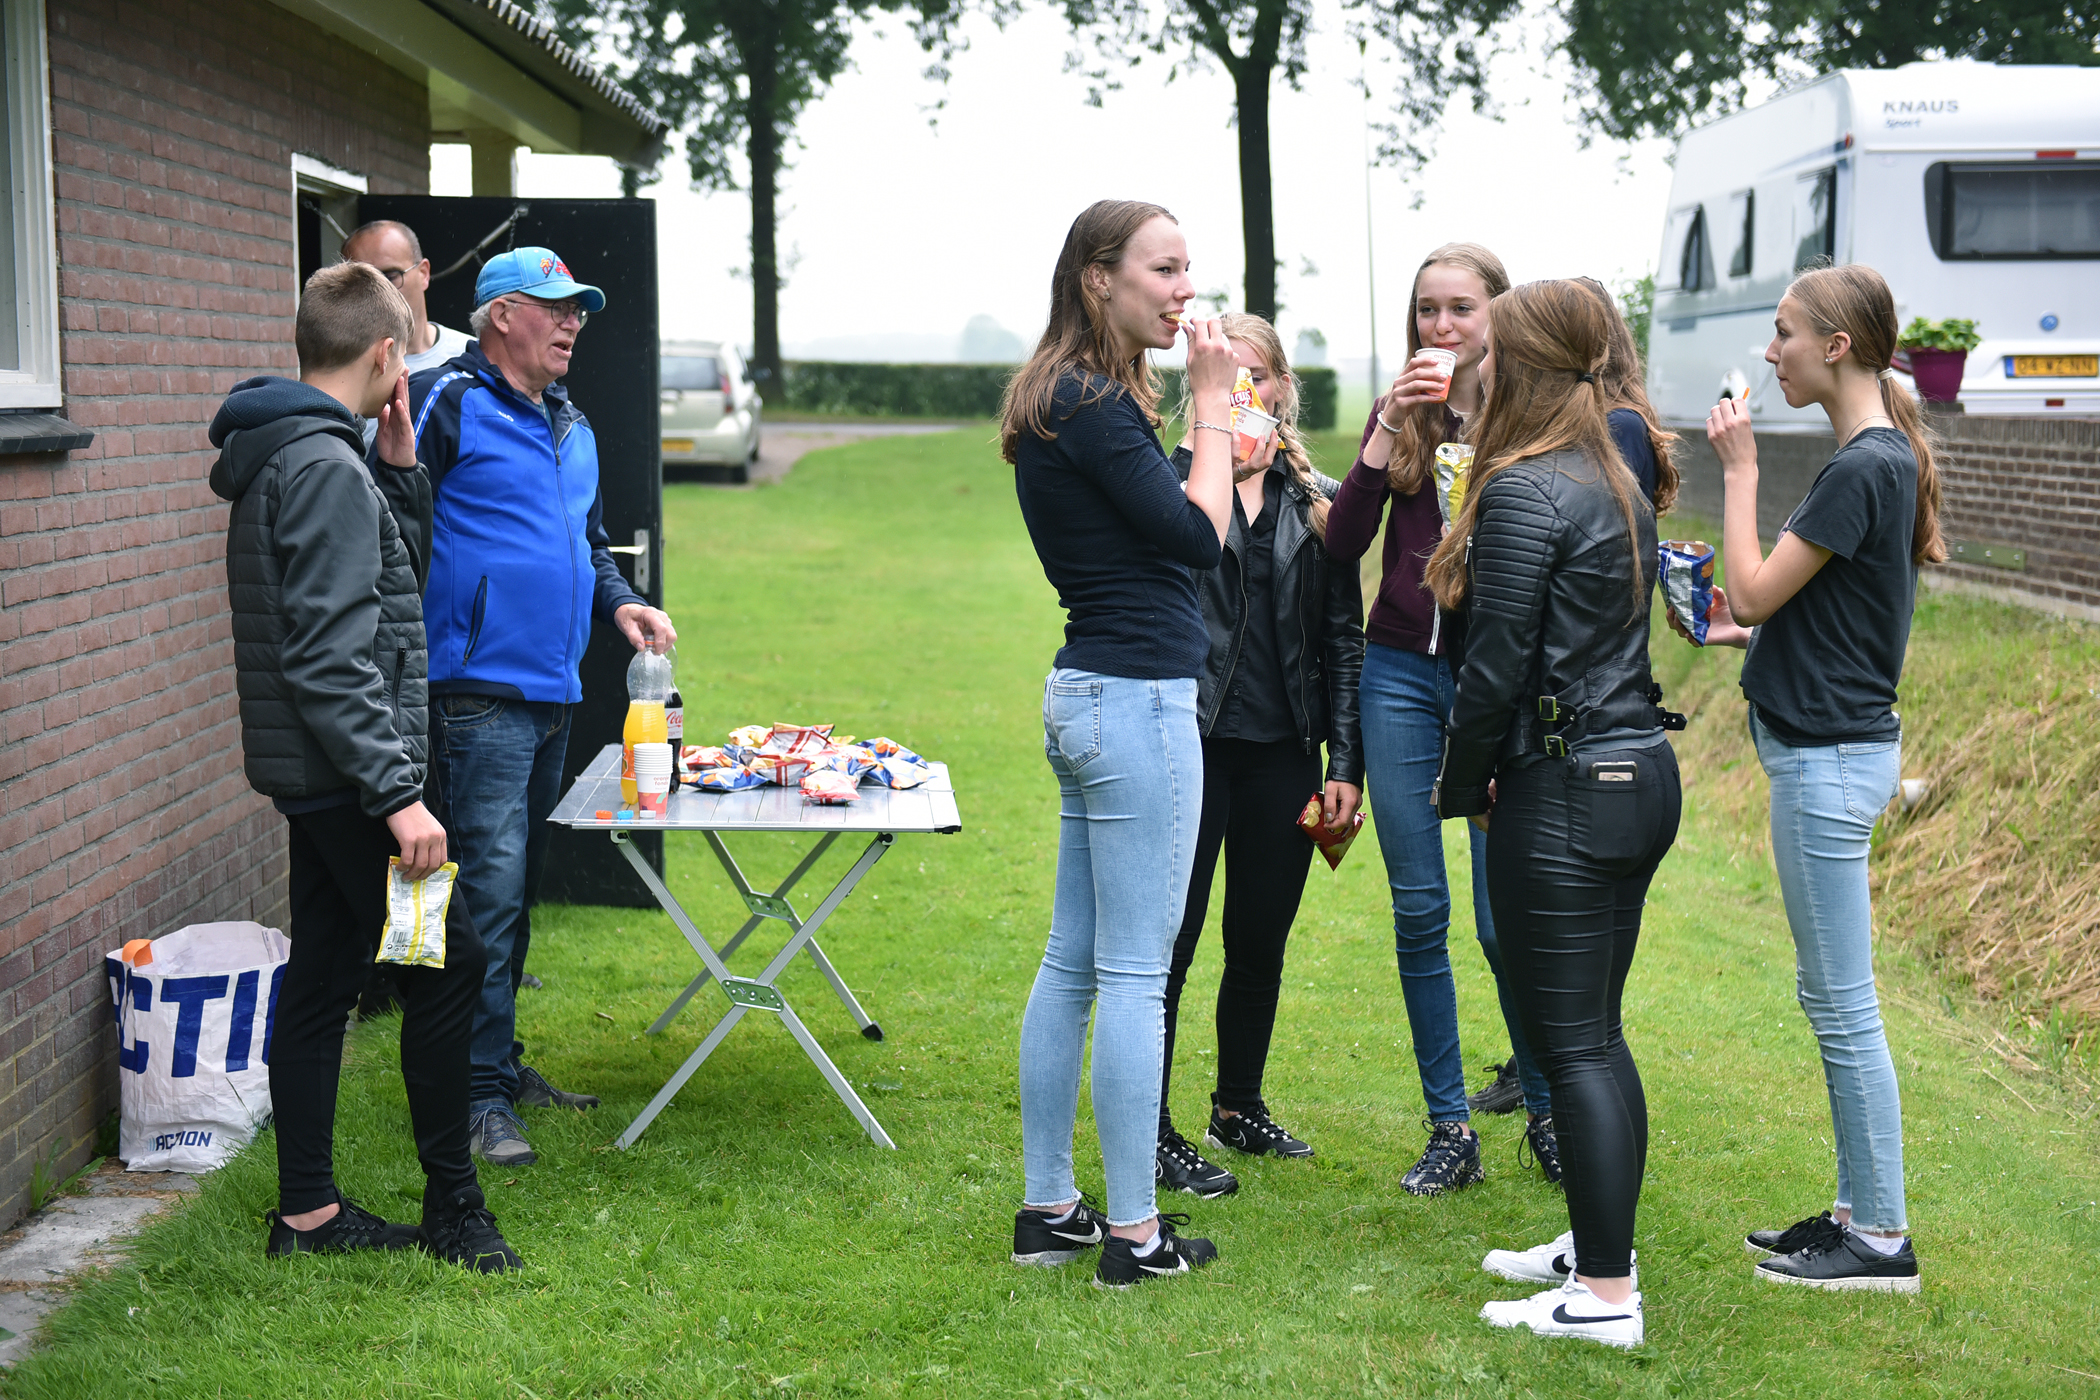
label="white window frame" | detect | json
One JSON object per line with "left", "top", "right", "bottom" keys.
{"left": 291, "top": 153, "right": 367, "bottom": 302}
{"left": 0, "top": 0, "right": 61, "bottom": 410}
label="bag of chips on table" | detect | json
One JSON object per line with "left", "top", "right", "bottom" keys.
{"left": 684, "top": 745, "right": 731, "bottom": 771}
{"left": 1659, "top": 540, "right": 1716, "bottom": 645}
{"left": 1296, "top": 797, "right": 1364, "bottom": 872}
{"left": 801, "top": 770, "right": 860, "bottom": 804}
{"left": 696, "top": 764, "right": 766, "bottom": 792}
{"left": 728, "top": 724, "right": 772, "bottom": 750}
{"left": 379, "top": 859, "right": 457, "bottom": 967}
{"left": 759, "top": 723, "right": 834, "bottom": 757}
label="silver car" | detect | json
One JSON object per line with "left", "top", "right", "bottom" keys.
{"left": 661, "top": 340, "right": 762, "bottom": 476}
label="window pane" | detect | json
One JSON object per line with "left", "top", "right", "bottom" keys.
{"left": 1726, "top": 190, "right": 1754, "bottom": 278}
{"left": 661, "top": 356, "right": 720, "bottom": 391}
{"left": 1793, "top": 169, "right": 1834, "bottom": 271}
{"left": 1679, "top": 207, "right": 1713, "bottom": 292}
{"left": 0, "top": 16, "right": 19, "bottom": 372}
{"left": 1949, "top": 165, "right": 2100, "bottom": 257}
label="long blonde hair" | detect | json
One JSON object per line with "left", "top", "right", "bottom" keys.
{"left": 1785, "top": 264, "right": 1947, "bottom": 565}
{"left": 1000, "top": 200, "right": 1175, "bottom": 464}
{"left": 1174, "top": 312, "right": 1330, "bottom": 541}
{"left": 1387, "top": 243, "right": 1510, "bottom": 495}
{"left": 1424, "top": 280, "right": 1647, "bottom": 619}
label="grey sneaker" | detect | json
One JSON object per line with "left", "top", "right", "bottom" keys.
{"left": 469, "top": 1106, "right": 537, "bottom": 1167}
{"left": 516, "top": 1064, "right": 599, "bottom": 1110}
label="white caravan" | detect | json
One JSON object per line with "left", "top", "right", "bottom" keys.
{"left": 1646, "top": 61, "right": 2100, "bottom": 429}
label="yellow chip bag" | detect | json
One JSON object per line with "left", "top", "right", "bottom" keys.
{"left": 379, "top": 858, "right": 457, "bottom": 968}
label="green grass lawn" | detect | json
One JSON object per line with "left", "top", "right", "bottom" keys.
{"left": 11, "top": 427, "right": 2100, "bottom": 1398}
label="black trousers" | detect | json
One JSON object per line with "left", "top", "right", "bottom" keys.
{"left": 1161, "top": 736, "right": 1322, "bottom": 1133}
{"left": 273, "top": 805, "right": 487, "bottom": 1217}
{"left": 1486, "top": 743, "right": 1681, "bottom": 1279}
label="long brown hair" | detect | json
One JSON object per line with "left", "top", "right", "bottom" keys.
{"left": 1424, "top": 280, "right": 1647, "bottom": 618}
{"left": 1173, "top": 312, "right": 1330, "bottom": 541}
{"left": 1000, "top": 200, "right": 1176, "bottom": 464}
{"left": 1577, "top": 277, "right": 1681, "bottom": 517}
{"left": 1386, "top": 242, "right": 1510, "bottom": 495}
{"left": 1785, "top": 264, "right": 1947, "bottom": 565}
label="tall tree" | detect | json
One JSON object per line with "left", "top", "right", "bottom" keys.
{"left": 544, "top": 0, "right": 963, "bottom": 388}
{"left": 1557, "top": 0, "right": 2099, "bottom": 141}
{"left": 1060, "top": 0, "right": 1521, "bottom": 321}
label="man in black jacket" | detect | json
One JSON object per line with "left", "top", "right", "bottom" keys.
{"left": 209, "top": 262, "right": 520, "bottom": 1271}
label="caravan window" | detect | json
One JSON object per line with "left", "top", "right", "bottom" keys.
{"left": 1659, "top": 205, "right": 1714, "bottom": 292}
{"left": 1792, "top": 169, "right": 1835, "bottom": 270}
{"left": 1925, "top": 161, "right": 2100, "bottom": 260}
{"left": 1726, "top": 189, "right": 1755, "bottom": 278}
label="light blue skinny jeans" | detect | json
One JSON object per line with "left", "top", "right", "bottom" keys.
{"left": 1751, "top": 707, "right": 1908, "bottom": 1233}
{"left": 1020, "top": 670, "right": 1203, "bottom": 1227}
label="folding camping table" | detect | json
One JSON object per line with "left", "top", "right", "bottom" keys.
{"left": 548, "top": 743, "right": 961, "bottom": 1150}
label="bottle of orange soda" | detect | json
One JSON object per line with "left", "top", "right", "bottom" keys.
{"left": 622, "top": 649, "right": 672, "bottom": 805}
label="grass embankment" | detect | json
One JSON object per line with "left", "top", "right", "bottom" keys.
{"left": 9, "top": 429, "right": 2100, "bottom": 1398}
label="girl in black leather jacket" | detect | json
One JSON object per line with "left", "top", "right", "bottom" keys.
{"left": 1155, "top": 314, "right": 1367, "bottom": 1196}
{"left": 1428, "top": 280, "right": 1682, "bottom": 1349}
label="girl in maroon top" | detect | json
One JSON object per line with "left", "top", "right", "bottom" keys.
{"left": 1324, "top": 242, "right": 1559, "bottom": 1194}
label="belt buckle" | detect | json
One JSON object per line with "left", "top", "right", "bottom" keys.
{"left": 1543, "top": 734, "right": 1569, "bottom": 759}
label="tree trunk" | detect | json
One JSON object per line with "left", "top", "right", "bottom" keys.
{"left": 1234, "top": 58, "right": 1277, "bottom": 320}
{"left": 746, "top": 28, "right": 784, "bottom": 392}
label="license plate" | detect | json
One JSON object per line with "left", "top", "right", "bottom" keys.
{"left": 661, "top": 437, "right": 695, "bottom": 453}
{"left": 2008, "top": 355, "right": 2098, "bottom": 378}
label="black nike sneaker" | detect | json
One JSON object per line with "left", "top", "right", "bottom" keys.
{"left": 1755, "top": 1229, "right": 1921, "bottom": 1293}
{"left": 1520, "top": 1115, "right": 1564, "bottom": 1184}
{"left": 264, "top": 1195, "right": 419, "bottom": 1257}
{"left": 419, "top": 1188, "right": 524, "bottom": 1273}
{"left": 1465, "top": 1058, "right": 1524, "bottom": 1116}
{"left": 1745, "top": 1210, "right": 1842, "bottom": 1258}
{"left": 1010, "top": 1196, "right": 1110, "bottom": 1267}
{"left": 1205, "top": 1099, "right": 1313, "bottom": 1159}
{"left": 1401, "top": 1119, "right": 1484, "bottom": 1197}
{"left": 1157, "top": 1128, "right": 1239, "bottom": 1198}
{"left": 1093, "top": 1213, "right": 1219, "bottom": 1289}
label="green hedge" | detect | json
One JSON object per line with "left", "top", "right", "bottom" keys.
{"left": 772, "top": 360, "right": 1336, "bottom": 429}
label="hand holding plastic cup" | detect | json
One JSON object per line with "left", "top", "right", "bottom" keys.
{"left": 1418, "top": 348, "right": 1459, "bottom": 403}
{"left": 1231, "top": 404, "right": 1280, "bottom": 466}
{"left": 633, "top": 742, "right": 673, "bottom": 818}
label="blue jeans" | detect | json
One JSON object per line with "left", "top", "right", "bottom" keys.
{"left": 1751, "top": 708, "right": 1907, "bottom": 1232}
{"left": 428, "top": 694, "right": 574, "bottom": 1112}
{"left": 1359, "top": 643, "right": 1551, "bottom": 1122}
{"left": 1020, "top": 670, "right": 1203, "bottom": 1227}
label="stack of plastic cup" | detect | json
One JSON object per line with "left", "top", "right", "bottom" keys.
{"left": 633, "top": 742, "right": 673, "bottom": 818}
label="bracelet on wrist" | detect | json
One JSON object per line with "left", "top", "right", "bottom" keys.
{"left": 1192, "top": 419, "right": 1231, "bottom": 436}
{"left": 1376, "top": 411, "right": 1404, "bottom": 434}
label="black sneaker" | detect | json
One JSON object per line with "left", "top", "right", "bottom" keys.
{"left": 1157, "top": 1129, "right": 1239, "bottom": 1198}
{"left": 1401, "top": 1119, "right": 1485, "bottom": 1197}
{"left": 1093, "top": 1213, "right": 1218, "bottom": 1289}
{"left": 1010, "top": 1196, "right": 1110, "bottom": 1266}
{"left": 264, "top": 1195, "right": 419, "bottom": 1257}
{"left": 1466, "top": 1058, "right": 1524, "bottom": 1116}
{"left": 1520, "top": 1115, "right": 1564, "bottom": 1185}
{"left": 1206, "top": 1099, "right": 1313, "bottom": 1159}
{"left": 419, "top": 1189, "right": 524, "bottom": 1274}
{"left": 1745, "top": 1210, "right": 1842, "bottom": 1258}
{"left": 1755, "top": 1229, "right": 1920, "bottom": 1293}
{"left": 516, "top": 1065, "right": 599, "bottom": 1110}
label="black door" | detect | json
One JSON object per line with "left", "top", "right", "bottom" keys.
{"left": 358, "top": 195, "right": 662, "bottom": 908}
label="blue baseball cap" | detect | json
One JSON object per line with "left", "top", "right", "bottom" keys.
{"left": 474, "top": 246, "right": 606, "bottom": 314}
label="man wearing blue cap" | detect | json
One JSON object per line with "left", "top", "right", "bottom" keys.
{"left": 400, "top": 246, "right": 678, "bottom": 1168}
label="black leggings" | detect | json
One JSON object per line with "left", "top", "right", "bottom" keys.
{"left": 1486, "top": 744, "right": 1680, "bottom": 1279}
{"left": 1161, "top": 737, "right": 1322, "bottom": 1134}
{"left": 273, "top": 805, "right": 487, "bottom": 1217}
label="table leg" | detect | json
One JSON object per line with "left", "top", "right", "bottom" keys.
{"left": 614, "top": 1004, "right": 752, "bottom": 1150}
{"left": 644, "top": 832, "right": 842, "bottom": 1035}
{"left": 776, "top": 998, "right": 896, "bottom": 1149}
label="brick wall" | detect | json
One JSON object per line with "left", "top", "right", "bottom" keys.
{"left": 0, "top": 0, "right": 428, "bottom": 1225}
{"left": 1671, "top": 413, "right": 2100, "bottom": 623}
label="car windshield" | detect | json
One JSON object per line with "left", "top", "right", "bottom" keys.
{"left": 663, "top": 356, "right": 720, "bottom": 391}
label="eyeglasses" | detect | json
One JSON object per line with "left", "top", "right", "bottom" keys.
{"left": 501, "top": 295, "right": 589, "bottom": 329}
{"left": 373, "top": 266, "right": 413, "bottom": 286}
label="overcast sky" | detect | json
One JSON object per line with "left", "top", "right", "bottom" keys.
{"left": 435, "top": 1, "right": 1685, "bottom": 370}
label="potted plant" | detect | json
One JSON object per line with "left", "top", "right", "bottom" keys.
{"left": 1897, "top": 317, "right": 1983, "bottom": 403}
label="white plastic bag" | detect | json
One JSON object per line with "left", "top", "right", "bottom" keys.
{"left": 104, "top": 921, "right": 290, "bottom": 1173}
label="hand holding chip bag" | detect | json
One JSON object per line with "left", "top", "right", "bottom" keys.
{"left": 1297, "top": 796, "right": 1364, "bottom": 871}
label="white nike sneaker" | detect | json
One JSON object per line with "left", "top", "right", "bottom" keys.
{"left": 1480, "top": 1278, "right": 1645, "bottom": 1349}
{"left": 1481, "top": 1230, "right": 1638, "bottom": 1287}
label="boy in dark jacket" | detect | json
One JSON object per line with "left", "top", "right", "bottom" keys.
{"left": 208, "top": 262, "right": 520, "bottom": 1271}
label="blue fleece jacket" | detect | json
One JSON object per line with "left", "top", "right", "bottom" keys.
{"left": 400, "top": 342, "right": 644, "bottom": 704}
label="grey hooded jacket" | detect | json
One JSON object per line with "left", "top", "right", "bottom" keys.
{"left": 208, "top": 377, "right": 431, "bottom": 818}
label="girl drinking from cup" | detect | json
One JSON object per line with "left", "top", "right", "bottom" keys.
{"left": 1003, "top": 200, "right": 1237, "bottom": 1288}
{"left": 1429, "top": 279, "right": 1682, "bottom": 1349}
{"left": 1150, "top": 314, "right": 1366, "bottom": 1199}
{"left": 1326, "top": 243, "right": 1560, "bottom": 1195}
{"left": 1673, "top": 263, "right": 1941, "bottom": 1294}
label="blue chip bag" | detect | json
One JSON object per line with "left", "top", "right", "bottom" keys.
{"left": 1660, "top": 540, "right": 1716, "bottom": 645}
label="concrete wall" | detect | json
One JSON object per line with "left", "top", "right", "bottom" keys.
{"left": 1669, "top": 412, "right": 2100, "bottom": 623}
{"left": 0, "top": 0, "right": 429, "bottom": 1226}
